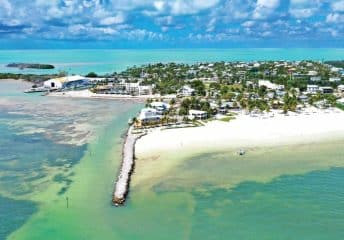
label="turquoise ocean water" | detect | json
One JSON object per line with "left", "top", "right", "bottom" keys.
{"left": 0, "top": 48, "right": 343, "bottom": 75}
{"left": 0, "top": 49, "right": 344, "bottom": 239}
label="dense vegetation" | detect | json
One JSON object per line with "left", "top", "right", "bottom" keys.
{"left": 6, "top": 63, "right": 55, "bottom": 69}
{"left": 0, "top": 73, "right": 58, "bottom": 83}
{"left": 325, "top": 60, "right": 344, "bottom": 69}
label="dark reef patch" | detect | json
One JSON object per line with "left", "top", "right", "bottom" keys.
{"left": 0, "top": 195, "right": 38, "bottom": 240}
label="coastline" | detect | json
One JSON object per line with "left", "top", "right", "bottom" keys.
{"left": 47, "top": 89, "right": 175, "bottom": 101}
{"left": 136, "top": 107, "right": 344, "bottom": 157}
{"left": 130, "top": 107, "right": 344, "bottom": 195}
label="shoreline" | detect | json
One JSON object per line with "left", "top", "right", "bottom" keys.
{"left": 135, "top": 107, "right": 344, "bottom": 158}
{"left": 47, "top": 89, "right": 175, "bottom": 101}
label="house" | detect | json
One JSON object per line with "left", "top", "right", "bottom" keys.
{"left": 178, "top": 85, "right": 195, "bottom": 97}
{"left": 137, "top": 108, "right": 161, "bottom": 126}
{"left": 267, "top": 92, "right": 275, "bottom": 99}
{"left": 189, "top": 110, "right": 208, "bottom": 120}
{"left": 337, "top": 85, "right": 344, "bottom": 92}
{"left": 43, "top": 75, "right": 90, "bottom": 90}
{"left": 310, "top": 76, "right": 321, "bottom": 82}
{"left": 329, "top": 77, "right": 341, "bottom": 82}
{"left": 315, "top": 100, "right": 330, "bottom": 109}
{"left": 218, "top": 105, "right": 228, "bottom": 114}
{"left": 307, "top": 85, "right": 320, "bottom": 94}
{"left": 276, "top": 90, "right": 286, "bottom": 97}
{"left": 298, "top": 95, "right": 308, "bottom": 103}
{"left": 307, "top": 70, "right": 318, "bottom": 76}
{"left": 258, "top": 80, "right": 284, "bottom": 91}
{"left": 149, "top": 102, "right": 170, "bottom": 114}
{"left": 330, "top": 67, "right": 341, "bottom": 72}
{"left": 320, "top": 87, "right": 334, "bottom": 94}
{"left": 223, "top": 101, "right": 239, "bottom": 109}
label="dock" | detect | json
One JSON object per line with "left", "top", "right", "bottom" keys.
{"left": 112, "top": 126, "right": 144, "bottom": 206}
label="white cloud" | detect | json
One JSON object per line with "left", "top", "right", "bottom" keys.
{"left": 261, "top": 31, "right": 272, "bottom": 37}
{"left": 332, "top": 0, "right": 344, "bottom": 12}
{"left": 0, "top": 0, "right": 342, "bottom": 43}
{"left": 154, "top": 1, "right": 165, "bottom": 12}
{"left": 100, "top": 13, "right": 125, "bottom": 25}
{"left": 0, "top": 0, "right": 12, "bottom": 15}
{"left": 124, "top": 29, "right": 164, "bottom": 40}
{"left": 253, "top": 0, "right": 280, "bottom": 19}
{"left": 326, "top": 13, "right": 344, "bottom": 23}
{"left": 290, "top": 8, "right": 317, "bottom": 18}
{"left": 289, "top": 0, "right": 320, "bottom": 18}
{"left": 206, "top": 18, "right": 216, "bottom": 32}
{"left": 242, "top": 21, "right": 255, "bottom": 27}
{"left": 170, "top": 0, "right": 220, "bottom": 15}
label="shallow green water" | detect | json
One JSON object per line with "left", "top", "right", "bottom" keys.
{"left": 1, "top": 80, "right": 344, "bottom": 239}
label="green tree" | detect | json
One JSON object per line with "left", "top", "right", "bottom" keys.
{"left": 86, "top": 72, "right": 98, "bottom": 78}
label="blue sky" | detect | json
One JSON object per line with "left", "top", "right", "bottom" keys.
{"left": 0, "top": 0, "right": 343, "bottom": 48}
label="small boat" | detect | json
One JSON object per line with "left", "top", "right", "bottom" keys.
{"left": 128, "top": 118, "right": 134, "bottom": 125}
{"left": 238, "top": 149, "right": 246, "bottom": 156}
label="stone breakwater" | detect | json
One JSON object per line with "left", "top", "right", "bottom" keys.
{"left": 113, "top": 127, "right": 144, "bottom": 206}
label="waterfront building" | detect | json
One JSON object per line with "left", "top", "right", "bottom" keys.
{"left": 137, "top": 108, "right": 161, "bottom": 126}
{"left": 43, "top": 75, "right": 90, "bottom": 90}
{"left": 114, "top": 81, "right": 153, "bottom": 95}
{"left": 189, "top": 110, "right": 208, "bottom": 120}
{"left": 149, "top": 102, "right": 170, "bottom": 114}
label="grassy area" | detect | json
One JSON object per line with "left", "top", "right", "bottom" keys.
{"left": 220, "top": 116, "right": 236, "bottom": 122}
{"left": 336, "top": 103, "right": 344, "bottom": 111}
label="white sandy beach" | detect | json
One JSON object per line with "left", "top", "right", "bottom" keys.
{"left": 136, "top": 107, "right": 344, "bottom": 156}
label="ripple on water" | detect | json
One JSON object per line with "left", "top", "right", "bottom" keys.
{"left": 187, "top": 168, "right": 344, "bottom": 240}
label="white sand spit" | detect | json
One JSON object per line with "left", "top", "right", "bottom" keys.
{"left": 136, "top": 107, "right": 344, "bottom": 156}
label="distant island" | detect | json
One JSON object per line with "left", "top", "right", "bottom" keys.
{"left": 6, "top": 63, "right": 55, "bottom": 70}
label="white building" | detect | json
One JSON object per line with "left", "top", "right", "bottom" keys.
{"left": 138, "top": 108, "right": 161, "bottom": 124}
{"left": 320, "top": 86, "right": 334, "bottom": 94}
{"left": 307, "top": 85, "right": 320, "bottom": 94}
{"left": 178, "top": 85, "right": 195, "bottom": 97}
{"left": 189, "top": 110, "right": 208, "bottom": 120}
{"left": 307, "top": 70, "right": 318, "bottom": 76}
{"left": 310, "top": 76, "right": 321, "bottom": 82}
{"left": 258, "top": 80, "right": 284, "bottom": 91}
{"left": 149, "top": 102, "right": 170, "bottom": 114}
{"left": 338, "top": 85, "right": 344, "bottom": 92}
{"left": 329, "top": 77, "right": 341, "bottom": 82}
{"left": 116, "top": 81, "right": 153, "bottom": 95}
{"left": 330, "top": 67, "right": 341, "bottom": 72}
{"left": 43, "top": 75, "right": 89, "bottom": 90}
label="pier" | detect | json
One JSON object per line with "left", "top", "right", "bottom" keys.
{"left": 112, "top": 126, "right": 144, "bottom": 206}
